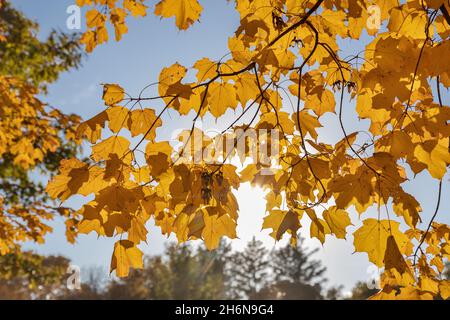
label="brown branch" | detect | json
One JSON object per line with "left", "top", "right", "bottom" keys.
{"left": 413, "top": 180, "right": 442, "bottom": 266}
{"left": 294, "top": 67, "right": 327, "bottom": 209}
{"left": 123, "top": 95, "right": 178, "bottom": 159}
{"left": 263, "top": 0, "right": 324, "bottom": 53}
{"left": 440, "top": 4, "right": 450, "bottom": 25}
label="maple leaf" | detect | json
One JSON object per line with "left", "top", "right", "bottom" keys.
{"left": 354, "top": 219, "right": 411, "bottom": 267}
{"left": 107, "top": 106, "right": 130, "bottom": 133}
{"left": 110, "top": 240, "right": 143, "bottom": 277}
{"left": 263, "top": 209, "right": 301, "bottom": 241}
{"left": 102, "top": 84, "right": 125, "bottom": 106}
{"left": 154, "top": 0, "right": 203, "bottom": 30}
{"left": 323, "top": 207, "right": 352, "bottom": 239}
{"left": 193, "top": 57, "right": 218, "bottom": 82}
{"left": 129, "top": 108, "right": 162, "bottom": 139}
{"left": 123, "top": 0, "right": 147, "bottom": 17}
{"left": 207, "top": 82, "right": 238, "bottom": 117}
{"left": 414, "top": 138, "right": 450, "bottom": 179}
{"left": 91, "top": 136, "right": 132, "bottom": 163}
{"left": 202, "top": 209, "right": 237, "bottom": 250}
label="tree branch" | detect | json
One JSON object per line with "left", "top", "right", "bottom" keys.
{"left": 440, "top": 4, "right": 450, "bottom": 25}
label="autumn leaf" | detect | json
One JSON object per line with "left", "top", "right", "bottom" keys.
{"left": 207, "top": 82, "right": 238, "bottom": 117}
{"left": 130, "top": 108, "right": 162, "bottom": 139}
{"left": 92, "top": 136, "right": 132, "bottom": 163}
{"left": 154, "top": 0, "right": 203, "bottom": 30}
{"left": 323, "top": 207, "right": 352, "bottom": 239}
{"left": 102, "top": 84, "right": 125, "bottom": 106}
{"left": 263, "top": 209, "right": 301, "bottom": 241}
{"left": 110, "top": 240, "right": 143, "bottom": 277}
{"left": 354, "top": 219, "right": 411, "bottom": 267}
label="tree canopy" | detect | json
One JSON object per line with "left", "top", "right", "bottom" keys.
{"left": 0, "top": 1, "right": 83, "bottom": 255}
{"left": 1, "top": 0, "right": 450, "bottom": 300}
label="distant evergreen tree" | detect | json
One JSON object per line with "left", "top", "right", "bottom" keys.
{"left": 226, "top": 237, "right": 270, "bottom": 299}
{"left": 272, "top": 239, "right": 326, "bottom": 286}
{"left": 256, "top": 238, "right": 327, "bottom": 300}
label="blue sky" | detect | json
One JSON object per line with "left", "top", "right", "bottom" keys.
{"left": 11, "top": 0, "right": 450, "bottom": 292}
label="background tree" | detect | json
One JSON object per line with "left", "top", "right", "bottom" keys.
{"left": 227, "top": 237, "right": 270, "bottom": 299}
{"left": 0, "top": 238, "right": 343, "bottom": 300}
{"left": 0, "top": 251, "right": 70, "bottom": 299}
{"left": 272, "top": 239, "right": 326, "bottom": 287}
{"left": 254, "top": 239, "right": 327, "bottom": 299}
{"left": 0, "top": 1, "right": 83, "bottom": 92}
{"left": 58, "top": 266, "right": 106, "bottom": 300}
{"left": 0, "top": 1, "right": 83, "bottom": 254}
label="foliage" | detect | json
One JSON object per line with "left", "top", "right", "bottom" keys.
{"left": 0, "top": 1, "right": 83, "bottom": 254}
{"left": 0, "top": 251, "right": 70, "bottom": 299}
{"left": 14, "top": 0, "right": 450, "bottom": 300}
{"left": 0, "top": 1, "right": 83, "bottom": 91}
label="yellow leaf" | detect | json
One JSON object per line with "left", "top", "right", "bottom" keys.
{"left": 106, "top": 106, "right": 130, "bottom": 133}
{"left": 92, "top": 136, "right": 131, "bottom": 163}
{"left": 439, "top": 280, "right": 450, "bottom": 300}
{"left": 383, "top": 235, "right": 415, "bottom": 286}
{"left": 86, "top": 9, "right": 106, "bottom": 28}
{"left": 414, "top": 138, "right": 450, "bottom": 179}
{"left": 110, "top": 240, "right": 143, "bottom": 277}
{"left": 158, "top": 62, "right": 187, "bottom": 96}
{"left": 123, "top": 0, "right": 147, "bottom": 17}
{"left": 129, "top": 108, "right": 161, "bottom": 139}
{"left": 310, "top": 217, "right": 331, "bottom": 244}
{"left": 420, "top": 276, "right": 439, "bottom": 294}
{"left": 102, "top": 84, "right": 125, "bottom": 106}
{"left": 292, "top": 111, "right": 322, "bottom": 140}
{"left": 323, "top": 206, "right": 351, "bottom": 239}
{"left": 76, "top": 111, "right": 108, "bottom": 143}
{"left": 353, "top": 219, "right": 411, "bottom": 267}
{"left": 146, "top": 141, "right": 172, "bottom": 177}
{"left": 235, "top": 73, "right": 260, "bottom": 106}
{"left": 46, "top": 158, "right": 87, "bottom": 200}
{"left": 263, "top": 209, "right": 301, "bottom": 241}
{"left": 128, "top": 216, "right": 148, "bottom": 244}
{"left": 388, "top": 5, "right": 428, "bottom": 39}
{"left": 207, "top": 82, "right": 238, "bottom": 117}
{"left": 305, "top": 89, "right": 336, "bottom": 117}
{"left": 193, "top": 57, "right": 218, "bottom": 82}
{"left": 202, "top": 211, "right": 237, "bottom": 250}
{"left": 154, "top": 0, "right": 202, "bottom": 30}
{"left": 110, "top": 8, "right": 128, "bottom": 41}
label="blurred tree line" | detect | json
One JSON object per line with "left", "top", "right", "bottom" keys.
{"left": 0, "top": 238, "right": 339, "bottom": 300}
{"left": 2, "top": 238, "right": 449, "bottom": 300}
